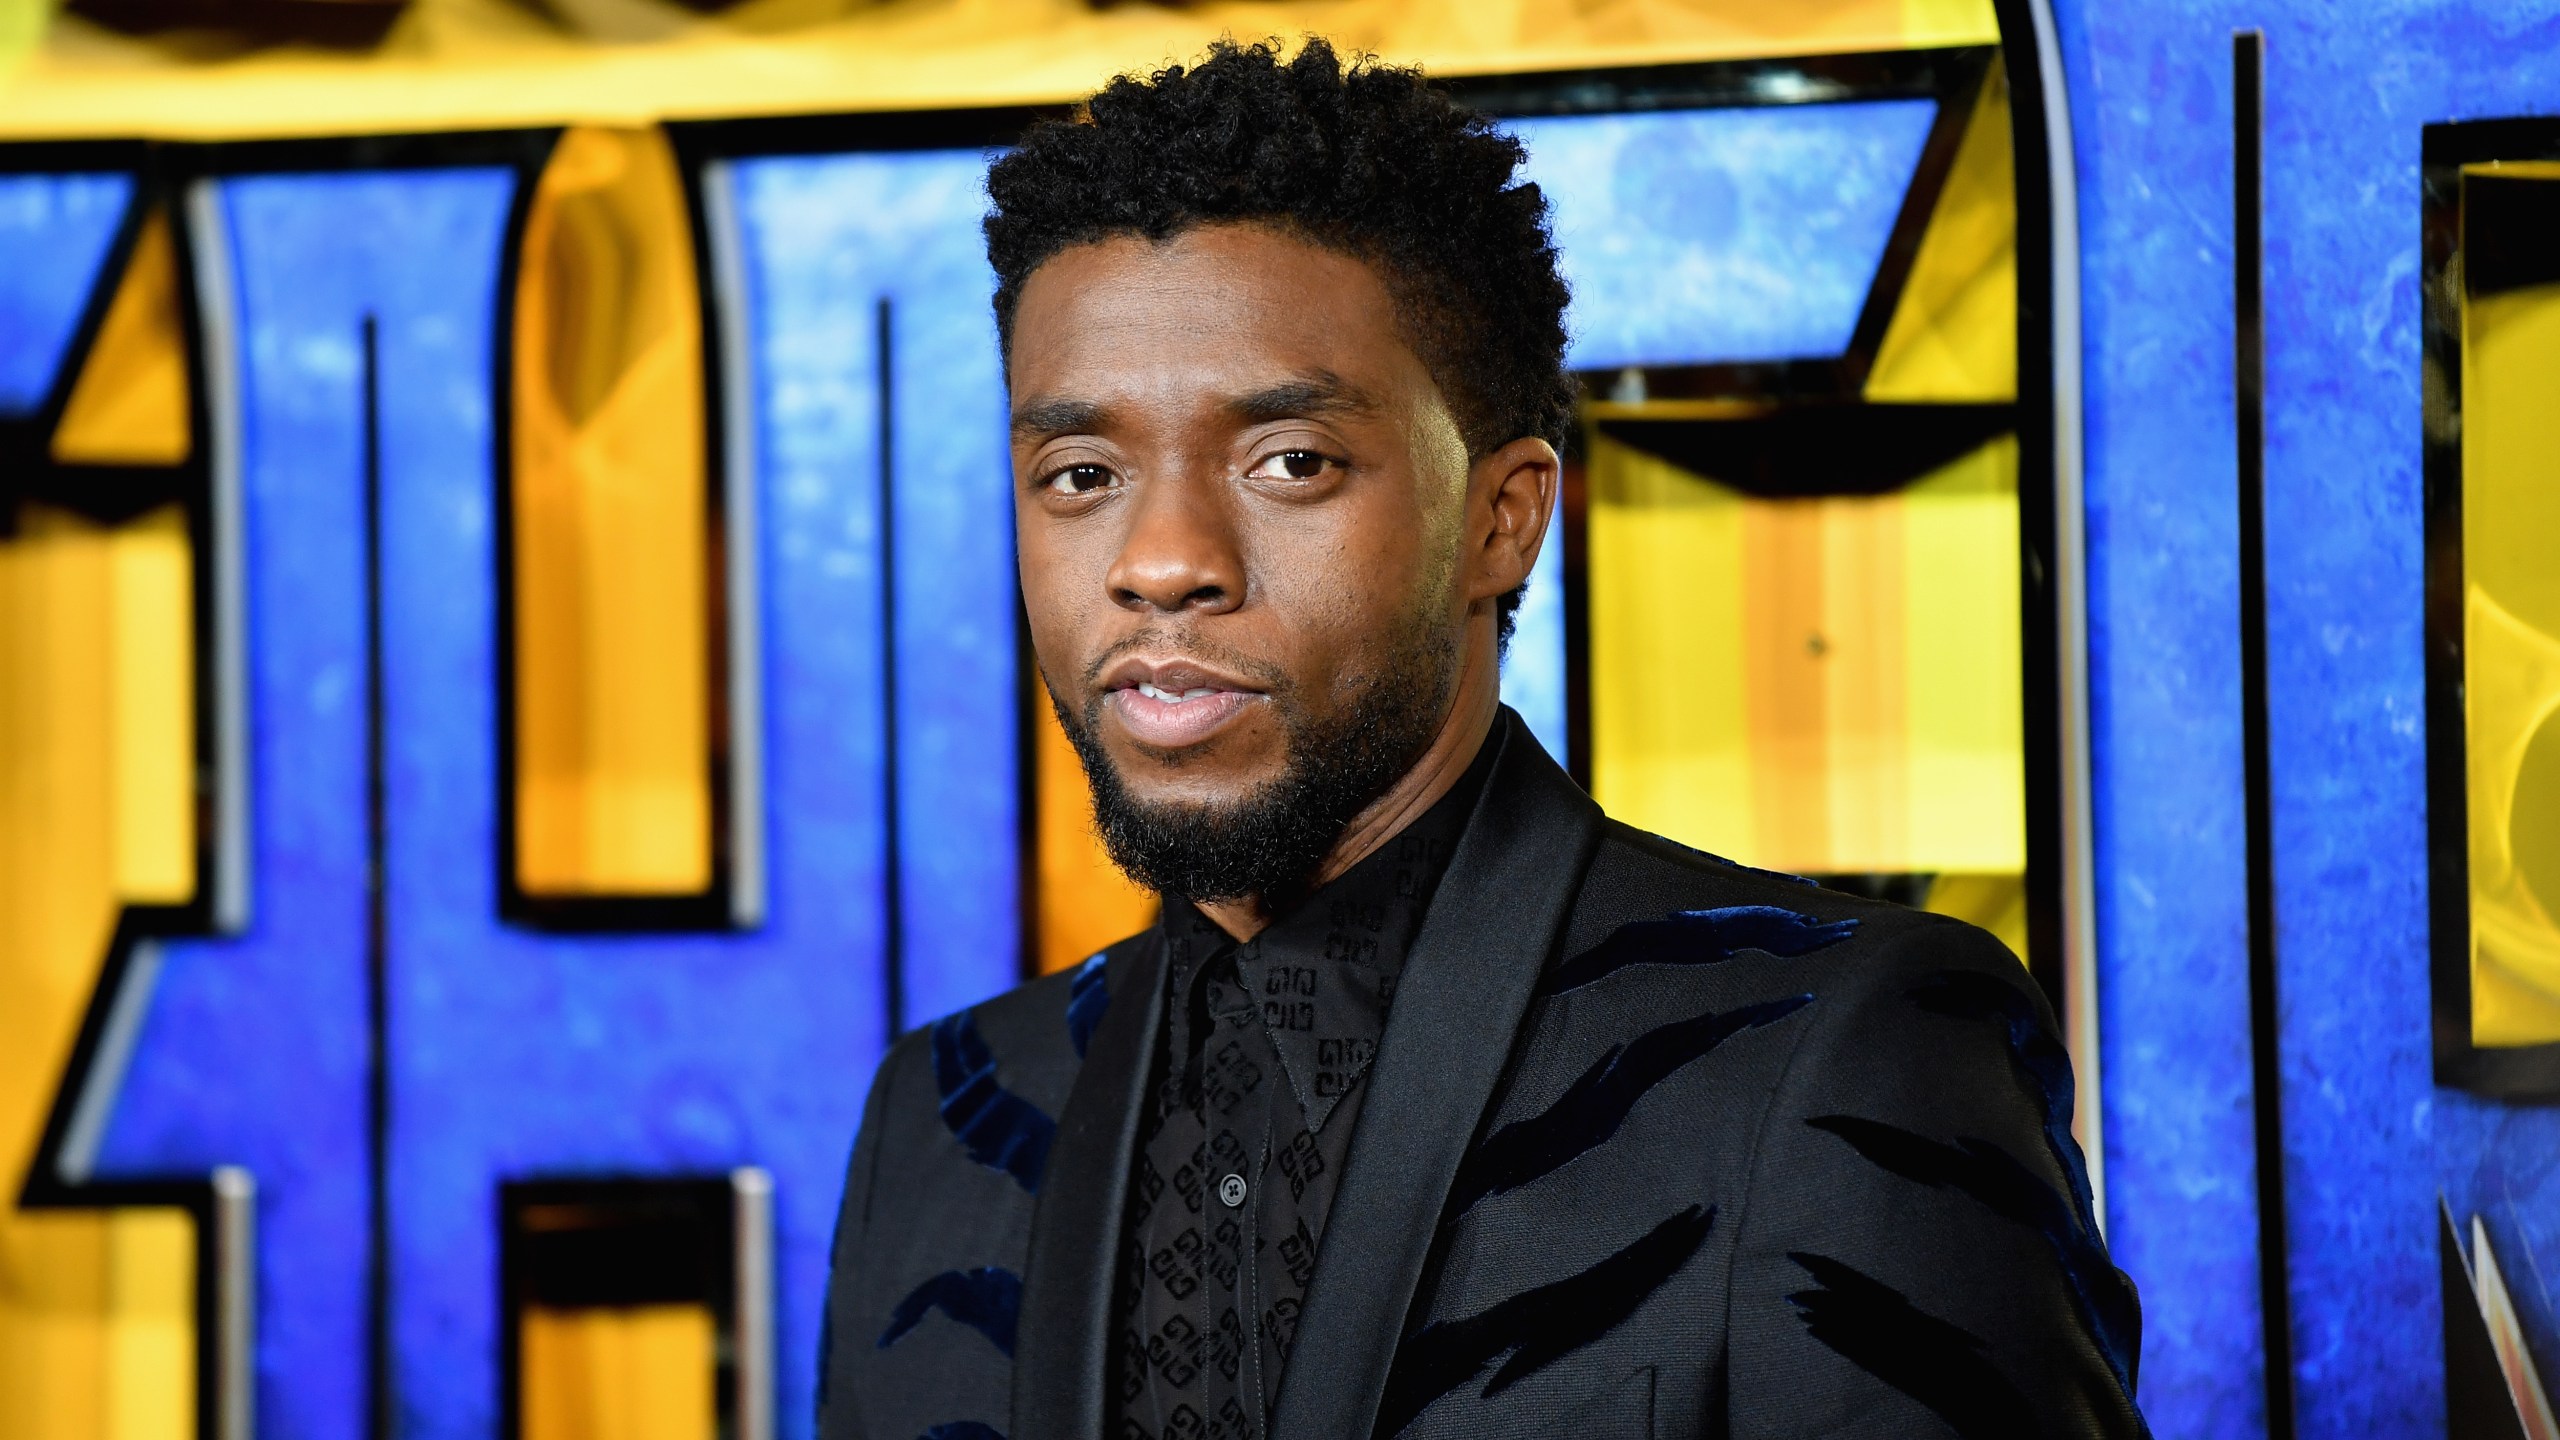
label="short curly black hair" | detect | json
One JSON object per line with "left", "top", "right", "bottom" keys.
{"left": 984, "top": 38, "right": 1574, "bottom": 640}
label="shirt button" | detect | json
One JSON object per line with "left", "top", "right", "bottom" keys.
{"left": 1218, "top": 1173, "right": 1248, "bottom": 1208}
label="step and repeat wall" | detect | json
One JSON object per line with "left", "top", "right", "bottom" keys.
{"left": 0, "top": 7, "right": 2040, "bottom": 1438}
{"left": 6, "top": 1, "right": 2560, "bottom": 1439}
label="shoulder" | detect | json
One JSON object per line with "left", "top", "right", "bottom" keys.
{"left": 1557, "top": 819, "right": 2008, "bottom": 992}
{"left": 820, "top": 930, "right": 1156, "bottom": 1438}
{"left": 868, "top": 927, "right": 1149, "bottom": 1136}
{"left": 1547, "top": 818, "right": 2060, "bottom": 1126}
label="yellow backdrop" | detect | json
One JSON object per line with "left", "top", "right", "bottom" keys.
{"left": 2459, "top": 165, "right": 2560, "bottom": 1048}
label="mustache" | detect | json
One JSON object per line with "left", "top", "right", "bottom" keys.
{"left": 1075, "top": 628, "right": 1295, "bottom": 696}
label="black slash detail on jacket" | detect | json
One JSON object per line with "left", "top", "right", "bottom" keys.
{"left": 1447, "top": 995, "right": 1814, "bottom": 1220}
{"left": 1785, "top": 1252, "right": 2036, "bottom": 1440}
{"left": 1374, "top": 1205, "right": 1715, "bottom": 1438}
{"left": 1809, "top": 1112, "right": 2146, "bottom": 1422}
{"left": 880, "top": 1268, "right": 1024, "bottom": 1357}
{"left": 1905, "top": 969, "right": 2142, "bottom": 1398}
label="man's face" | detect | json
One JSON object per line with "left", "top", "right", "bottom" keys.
{"left": 1007, "top": 223, "right": 1481, "bottom": 899}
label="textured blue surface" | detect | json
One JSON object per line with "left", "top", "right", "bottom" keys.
{"left": 2056, "top": 3, "right": 2560, "bottom": 1435}
{"left": 80, "top": 154, "right": 1022, "bottom": 1440}
{"left": 1499, "top": 515, "right": 1568, "bottom": 765}
{"left": 1506, "top": 102, "right": 1937, "bottom": 369}
{"left": 729, "top": 150, "right": 1020, "bottom": 1031}
{"left": 0, "top": 171, "right": 131, "bottom": 414}
{"left": 373, "top": 146, "right": 901, "bottom": 1439}
{"left": 2056, "top": 4, "right": 2269, "bottom": 1433}
{"left": 91, "top": 169, "right": 515, "bottom": 1440}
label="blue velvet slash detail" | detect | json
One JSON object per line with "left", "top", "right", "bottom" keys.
{"left": 931, "top": 1011, "right": 1055, "bottom": 1193}
{"left": 1377, "top": 1205, "right": 1714, "bottom": 1437}
{"left": 1543, "top": 907, "right": 1860, "bottom": 996}
{"left": 1449, "top": 996, "right": 1813, "bottom": 1219}
{"left": 919, "top": 1423, "right": 1004, "bottom": 1440}
{"left": 1807, "top": 1115, "right": 2146, "bottom": 1413}
{"left": 1906, "top": 973, "right": 2099, "bottom": 1259}
{"left": 877, "top": 1267, "right": 1022, "bottom": 1357}
{"left": 1785, "top": 1252, "right": 2035, "bottom": 1438}
{"left": 1066, "top": 952, "right": 1108, "bottom": 1060}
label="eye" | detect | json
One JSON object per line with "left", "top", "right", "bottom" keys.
{"left": 1042, "top": 463, "right": 1116, "bottom": 496}
{"left": 1246, "top": 449, "right": 1339, "bottom": 482}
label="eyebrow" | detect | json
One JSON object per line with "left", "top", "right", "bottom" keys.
{"left": 1010, "top": 397, "right": 1108, "bottom": 443}
{"left": 1226, "top": 374, "right": 1383, "bottom": 426}
{"left": 1009, "top": 373, "right": 1384, "bottom": 445}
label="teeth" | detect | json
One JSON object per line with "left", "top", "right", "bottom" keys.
{"left": 1137, "top": 683, "right": 1220, "bottom": 703}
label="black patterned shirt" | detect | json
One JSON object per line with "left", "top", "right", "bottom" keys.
{"left": 1108, "top": 748, "right": 1490, "bottom": 1440}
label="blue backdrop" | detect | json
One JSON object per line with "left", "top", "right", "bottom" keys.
{"left": 2056, "top": 3, "right": 2560, "bottom": 1436}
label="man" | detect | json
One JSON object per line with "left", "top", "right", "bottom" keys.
{"left": 820, "top": 39, "right": 2145, "bottom": 1440}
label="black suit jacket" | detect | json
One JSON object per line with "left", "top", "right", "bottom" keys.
{"left": 820, "top": 711, "right": 2146, "bottom": 1439}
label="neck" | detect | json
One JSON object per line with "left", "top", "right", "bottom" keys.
{"left": 1195, "top": 626, "right": 1502, "bottom": 941}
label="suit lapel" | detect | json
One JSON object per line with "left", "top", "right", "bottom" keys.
{"left": 1271, "top": 710, "right": 1604, "bottom": 1440}
{"left": 1012, "top": 931, "right": 1163, "bottom": 1440}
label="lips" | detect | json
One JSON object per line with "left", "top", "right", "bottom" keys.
{"left": 1099, "top": 656, "right": 1265, "bottom": 749}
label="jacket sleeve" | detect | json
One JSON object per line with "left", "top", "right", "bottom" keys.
{"left": 1720, "top": 917, "right": 2148, "bottom": 1439}
{"left": 817, "top": 1031, "right": 908, "bottom": 1440}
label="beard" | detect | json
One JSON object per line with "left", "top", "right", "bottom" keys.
{"left": 1052, "top": 606, "right": 1461, "bottom": 906}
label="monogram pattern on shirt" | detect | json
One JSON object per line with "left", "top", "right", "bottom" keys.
{"left": 1108, "top": 758, "right": 1484, "bottom": 1440}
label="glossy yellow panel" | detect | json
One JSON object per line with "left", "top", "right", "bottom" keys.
{"left": 2459, "top": 247, "right": 2560, "bottom": 1047}
{"left": 1587, "top": 52, "right": 2022, "bottom": 888}
{"left": 1034, "top": 693, "right": 1158, "bottom": 974}
{"left": 1924, "top": 871, "right": 2028, "bottom": 962}
{"left": 0, "top": 503, "right": 196, "bottom": 1440}
{"left": 512, "top": 125, "right": 713, "bottom": 898}
{"left": 108, "top": 505, "right": 195, "bottom": 902}
{"left": 52, "top": 208, "right": 192, "bottom": 468}
{"left": 1586, "top": 432, "right": 2024, "bottom": 878}
{"left": 520, "top": 1304, "right": 716, "bottom": 1440}
{"left": 1587, "top": 432, "right": 1753, "bottom": 857}
{"left": 1902, "top": 438, "right": 2025, "bottom": 873}
{"left": 1865, "top": 58, "right": 2016, "bottom": 403}
{"left": 102, "top": 1211, "right": 194, "bottom": 1440}
{"left": 0, "top": 0, "right": 1998, "bottom": 143}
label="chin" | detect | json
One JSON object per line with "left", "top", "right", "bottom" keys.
{"left": 1103, "top": 745, "right": 1278, "bottom": 808}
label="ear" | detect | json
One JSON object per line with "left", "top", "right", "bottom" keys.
{"left": 1464, "top": 436, "right": 1562, "bottom": 604}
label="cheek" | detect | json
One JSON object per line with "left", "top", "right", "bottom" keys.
{"left": 1242, "top": 502, "right": 1435, "bottom": 686}
{"left": 1015, "top": 508, "right": 1107, "bottom": 666}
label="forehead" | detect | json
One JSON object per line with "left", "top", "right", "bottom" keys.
{"left": 1006, "top": 223, "right": 1433, "bottom": 411}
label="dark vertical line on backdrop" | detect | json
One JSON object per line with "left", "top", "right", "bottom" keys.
{"left": 877, "top": 297, "right": 906, "bottom": 1035}
{"left": 1015, "top": 570, "right": 1042, "bottom": 982}
{"left": 360, "top": 314, "right": 394, "bottom": 1440}
{"left": 2233, "top": 30, "right": 2297, "bottom": 1440}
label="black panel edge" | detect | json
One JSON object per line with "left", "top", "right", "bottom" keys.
{"left": 2232, "top": 31, "right": 2301, "bottom": 1440}
{"left": 1980, "top": 0, "right": 2068, "bottom": 1021}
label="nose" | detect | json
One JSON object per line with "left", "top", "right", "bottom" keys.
{"left": 1105, "top": 475, "right": 1245, "bottom": 616}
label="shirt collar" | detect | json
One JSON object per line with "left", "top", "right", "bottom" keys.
{"left": 1157, "top": 731, "right": 1498, "bottom": 1130}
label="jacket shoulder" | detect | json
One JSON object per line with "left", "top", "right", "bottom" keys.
{"left": 885, "top": 924, "right": 1151, "bottom": 1130}
{"left": 1564, "top": 819, "right": 1969, "bottom": 958}
{"left": 818, "top": 929, "right": 1154, "bottom": 1440}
